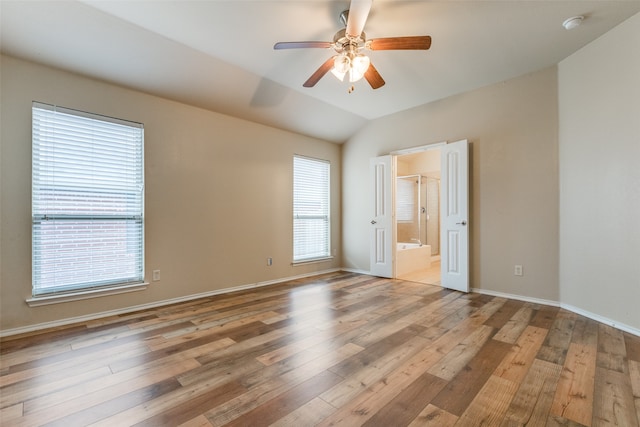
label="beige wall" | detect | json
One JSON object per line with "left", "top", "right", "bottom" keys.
{"left": 558, "top": 13, "right": 640, "bottom": 330}
{"left": 0, "top": 55, "right": 341, "bottom": 332}
{"left": 342, "top": 66, "right": 560, "bottom": 302}
{"left": 3, "top": 13, "right": 637, "bottom": 334}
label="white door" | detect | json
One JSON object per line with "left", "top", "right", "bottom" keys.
{"left": 369, "top": 155, "right": 394, "bottom": 278}
{"left": 440, "top": 140, "right": 470, "bottom": 292}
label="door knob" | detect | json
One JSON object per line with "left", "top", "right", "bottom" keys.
{"left": 456, "top": 220, "right": 467, "bottom": 226}
{"left": 371, "top": 220, "right": 377, "bottom": 225}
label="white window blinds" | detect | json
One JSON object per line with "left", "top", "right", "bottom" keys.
{"left": 396, "top": 178, "right": 415, "bottom": 222}
{"left": 32, "top": 102, "right": 144, "bottom": 295}
{"left": 293, "top": 156, "right": 330, "bottom": 262}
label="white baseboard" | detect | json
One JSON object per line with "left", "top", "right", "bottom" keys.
{"left": 560, "top": 303, "right": 640, "bottom": 337}
{"left": 0, "top": 268, "right": 341, "bottom": 338}
{"left": 471, "top": 287, "right": 560, "bottom": 308}
{"left": 340, "top": 267, "right": 372, "bottom": 276}
{"left": 4, "top": 269, "right": 638, "bottom": 339}
{"left": 472, "top": 287, "right": 640, "bottom": 337}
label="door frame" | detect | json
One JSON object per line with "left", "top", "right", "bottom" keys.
{"left": 383, "top": 140, "right": 469, "bottom": 292}
{"left": 390, "top": 142, "right": 447, "bottom": 157}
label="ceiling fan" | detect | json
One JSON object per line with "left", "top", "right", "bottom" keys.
{"left": 274, "top": 0, "right": 431, "bottom": 91}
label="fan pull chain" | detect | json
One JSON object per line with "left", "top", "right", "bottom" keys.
{"left": 348, "top": 85, "right": 355, "bottom": 93}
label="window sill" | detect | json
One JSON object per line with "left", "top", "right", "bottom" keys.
{"left": 26, "top": 282, "right": 149, "bottom": 307}
{"left": 292, "top": 256, "right": 334, "bottom": 266}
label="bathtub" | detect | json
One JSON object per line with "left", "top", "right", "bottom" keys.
{"left": 396, "top": 243, "right": 431, "bottom": 276}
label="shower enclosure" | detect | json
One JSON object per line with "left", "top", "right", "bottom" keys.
{"left": 396, "top": 175, "right": 440, "bottom": 256}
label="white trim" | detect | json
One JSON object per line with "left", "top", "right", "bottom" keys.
{"left": 291, "top": 256, "right": 334, "bottom": 266}
{"left": 2, "top": 269, "right": 340, "bottom": 338}
{"left": 471, "top": 287, "right": 560, "bottom": 307}
{"left": 6, "top": 271, "right": 638, "bottom": 339}
{"left": 471, "top": 287, "right": 640, "bottom": 337}
{"left": 26, "top": 283, "right": 149, "bottom": 307}
{"left": 561, "top": 303, "right": 640, "bottom": 337}
{"left": 340, "top": 267, "right": 372, "bottom": 276}
{"left": 390, "top": 141, "right": 446, "bottom": 156}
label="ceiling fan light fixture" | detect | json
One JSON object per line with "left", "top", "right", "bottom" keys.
{"left": 331, "top": 54, "right": 350, "bottom": 81}
{"left": 349, "top": 55, "right": 370, "bottom": 82}
{"left": 331, "top": 68, "right": 347, "bottom": 81}
{"left": 333, "top": 54, "right": 351, "bottom": 73}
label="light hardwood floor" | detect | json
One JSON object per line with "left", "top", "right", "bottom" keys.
{"left": 1, "top": 271, "right": 639, "bottom": 426}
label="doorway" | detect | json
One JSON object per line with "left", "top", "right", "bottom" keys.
{"left": 395, "top": 150, "right": 442, "bottom": 286}
{"left": 369, "top": 139, "right": 469, "bottom": 292}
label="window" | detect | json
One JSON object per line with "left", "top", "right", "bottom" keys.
{"left": 293, "top": 155, "right": 330, "bottom": 262}
{"left": 396, "top": 177, "right": 416, "bottom": 222}
{"left": 32, "top": 102, "right": 144, "bottom": 296}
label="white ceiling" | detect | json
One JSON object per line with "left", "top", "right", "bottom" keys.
{"left": 2, "top": 1, "right": 639, "bottom": 143}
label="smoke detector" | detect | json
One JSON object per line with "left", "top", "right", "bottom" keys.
{"left": 562, "top": 16, "right": 584, "bottom": 30}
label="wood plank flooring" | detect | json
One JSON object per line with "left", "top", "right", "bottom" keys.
{"left": 1, "top": 272, "right": 639, "bottom": 426}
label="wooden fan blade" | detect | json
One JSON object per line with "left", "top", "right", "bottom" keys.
{"left": 274, "top": 41, "right": 332, "bottom": 50}
{"left": 303, "top": 57, "right": 336, "bottom": 88}
{"left": 364, "top": 62, "right": 385, "bottom": 89}
{"left": 346, "top": 0, "right": 372, "bottom": 38}
{"left": 368, "top": 36, "right": 432, "bottom": 50}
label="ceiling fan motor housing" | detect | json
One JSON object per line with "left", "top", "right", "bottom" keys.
{"left": 333, "top": 28, "right": 366, "bottom": 54}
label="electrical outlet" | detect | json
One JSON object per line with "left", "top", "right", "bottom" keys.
{"left": 514, "top": 265, "right": 523, "bottom": 276}
{"left": 152, "top": 270, "right": 161, "bottom": 281}
{"left": 267, "top": 257, "right": 273, "bottom": 266}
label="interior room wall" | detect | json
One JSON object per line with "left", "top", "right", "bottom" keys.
{"left": 0, "top": 55, "right": 342, "bottom": 332}
{"left": 342, "top": 66, "right": 560, "bottom": 302}
{"left": 558, "top": 13, "right": 640, "bottom": 331}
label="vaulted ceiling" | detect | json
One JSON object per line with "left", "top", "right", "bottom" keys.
{"left": 2, "top": 1, "right": 639, "bottom": 143}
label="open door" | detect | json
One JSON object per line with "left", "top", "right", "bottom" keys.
{"left": 369, "top": 155, "right": 394, "bottom": 278}
{"left": 440, "top": 140, "right": 469, "bottom": 292}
